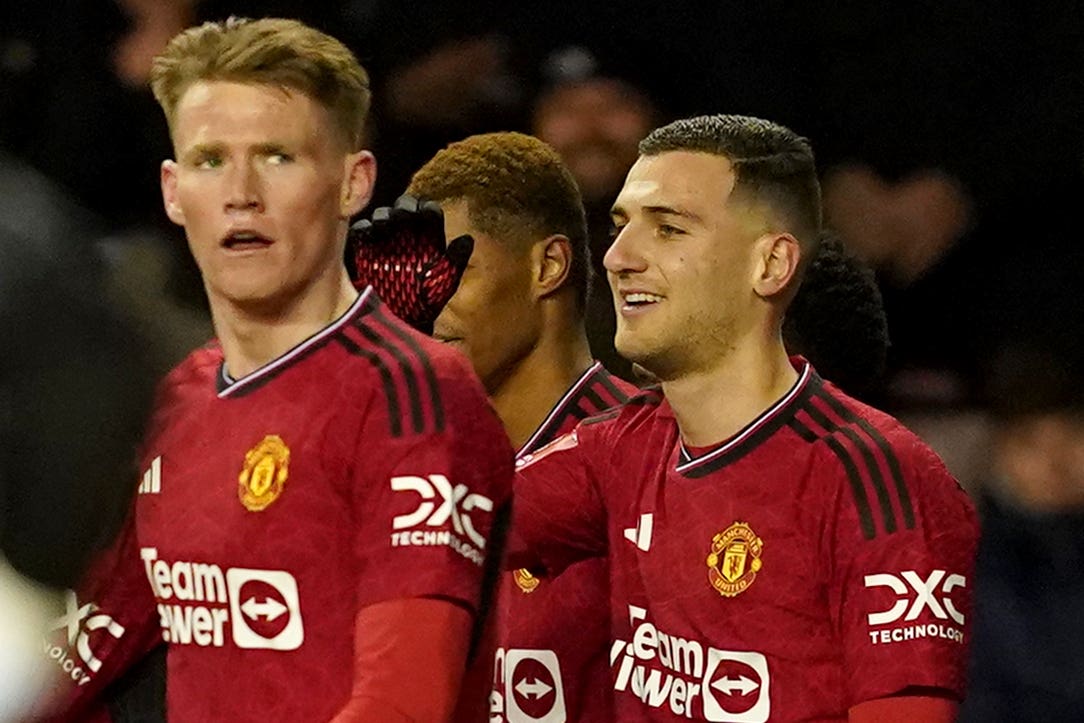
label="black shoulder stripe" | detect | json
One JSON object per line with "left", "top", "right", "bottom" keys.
{"left": 787, "top": 417, "right": 820, "bottom": 443}
{"left": 824, "top": 434, "right": 876, "bottom": 540}
{"left": 353, "top": 320, "right": 425, "bottom": 434}
{"left": 858, "top": 419, "right": 914, "bottom": 529}
{"left": 837, "top": 426, "right": 896, "bottom": 535}
{"left": 815, "top": 391, "right": 914, "bottom": 531}
{"left": 582, "top": 386, "right": 608, "bottom": 413}
{"left": 597, "top": 372, "right": 631, "bottom": 405}
{"left": 797, "top": 398, "right": 904, "bottom": 537}
{"left": 372, "top": 308, "right": 445, "bottom": 433}
{"left": 335, "top": 336, "right": 403, "bottom": 437}
{"left": 582, "top": 408, "right": 621, "bottom": 426}
{"left": 627, "top": 386, "right": 663, "bottom": 406}
{"left": 801, "top": 399, "right": 839, "bottom": 435}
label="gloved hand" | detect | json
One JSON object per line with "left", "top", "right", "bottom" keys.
{"left": 350, "top": 195, "right": 473, "bottom": 334}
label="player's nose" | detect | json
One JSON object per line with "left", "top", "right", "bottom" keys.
{"left": 604, "top": 222, "right": 648, "bottom": 276}
{"left": 223, "top": 161, "right": 264, "bottom": 213}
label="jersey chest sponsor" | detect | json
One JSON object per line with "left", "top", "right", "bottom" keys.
{"left": 611, "top": 605, "right": 771, "bottom": 722}
{"left": 141, "top": 548, "right": 304, "bottom": 651}
{"left": 490, "top": 647, "right": 567, "bottom": 723}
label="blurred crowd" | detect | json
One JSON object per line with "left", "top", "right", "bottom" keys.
{"left": 1, "top": 1, "right": 1083, "bottom": 719}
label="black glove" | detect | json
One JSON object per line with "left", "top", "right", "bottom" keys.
{"left": 350, "top": 195, "right": 473, "bottom": 334}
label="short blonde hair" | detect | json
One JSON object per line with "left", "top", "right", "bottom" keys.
{"left": 150, "top": 17, "right": 370, "bottom": 150}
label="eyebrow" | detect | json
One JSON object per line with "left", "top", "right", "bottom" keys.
{"left": 610, "top": 203, "right": 704, "bottom": 225}
{"left": 180, "top": 141, "right": 295, "bottom": 163}
{"left": 180, "top": 143, "right": 223, "bottom": 164}
{"left": 251, "top": 142, "right": 291, "bottom": 156}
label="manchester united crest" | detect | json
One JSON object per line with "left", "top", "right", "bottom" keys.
{"left": 513, "top": 568, "right": 542, "bottom": 594}
{"left": 706, "top": 521, "right": 763, "bottom": 597}
{"left": 238, "top": 435, "right": 290, "bottom": 511}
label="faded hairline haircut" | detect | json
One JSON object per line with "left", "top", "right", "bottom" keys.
{"left": 150, "top": 17, "right": 370, "bottom": 151}
{"left": 640, "top": 114, "right": 823, "bottom": 258}
{"left": 408, "top": 131, "right": 592, "bottom": 312}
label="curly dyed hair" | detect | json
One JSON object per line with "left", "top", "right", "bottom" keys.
{"left": 408, "top": 132, "right": 591, "bottom": 310}
{"left": 783, "top": 231, "right": 889, "bottom": 396}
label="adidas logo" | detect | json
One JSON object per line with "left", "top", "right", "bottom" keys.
{"left": 623, "top": 513, "right": 653, "bottom": 552}
{"left": 138, "top": 456, "right": 162, "bottom": 495}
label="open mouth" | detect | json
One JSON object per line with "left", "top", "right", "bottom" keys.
{"left": 222, "top": 231, "right": 273, "bottom": 251}
{"left": 622, "top": 292, "right": 664, "bottom": 309}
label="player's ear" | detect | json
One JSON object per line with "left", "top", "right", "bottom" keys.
{"left": 752, "top": 232, "right": 801, "bottom": 299}
{"left": 161, "top": 160, "right": 185, "bottom": 226}
{"left": 340, "top": 150, "right": 377, "bottom": 218}
{"left": 532, "top": 234, "right": 573, "bottom": 300}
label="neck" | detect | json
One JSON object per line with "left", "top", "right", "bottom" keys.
{"left": 662, "top": 333, "right": 798, "bottom": 448}
{"left": 213, "top": 270, "right": 358, "bottom": 380}
{"left": 490, "top": 324, "right": 595, "bottom": 451}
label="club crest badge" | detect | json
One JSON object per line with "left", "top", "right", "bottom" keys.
{"left": 513, "top": 568, "right": 542, "bottom": 594}
{"left": 238, "top": 435, "right": 290, "bottom": 511}
{"left": 707, "top": 521, "right": 763, "bottom": 597}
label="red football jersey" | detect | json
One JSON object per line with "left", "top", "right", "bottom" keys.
{"left": 492, "top": 362, "right": 635, "bottom": 723}
{"left": 511, "top": 359, "right": 978, "bottom": 722}
{"left": 45, "top": 289, "right": 514, "bottom": 722}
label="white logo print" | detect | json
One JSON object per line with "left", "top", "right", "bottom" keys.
{"left": 611, "top": 605, "right": 770, "bottom": 722}
{"left": 141, "top": 548, "right": 303, "bottom": 651}
{"left": 138, "top": 456, "right": 162, "bottom": 494}
{"left": 491, "top": 648, "right": 567, "bottom": 723}
{"left": 390, "top": 475, "right": 493, "bottom": 566}
{"left": 226, "top": 568, "right": 303, "bottom": 650}
{"left": 623, "top": 513, "right": 654, "bottom": 552}
{"left": 864, "top": 569, "right": 966, "bottom": 645}
{"left": 44, "top": 591, "right": 126, "bottom": 686}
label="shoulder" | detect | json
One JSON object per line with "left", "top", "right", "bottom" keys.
{"left": 345, "top": 300, "right": 475, "bottom": 387}
{"left": 799, "top": 379, "right": 977, "bottom": 542}
{"left": 584, "top": 384, "right": 663, "bottom": 425}
{"left": 339, "top": 301, "right": 493, "bottom": 437}
{"left": 158, "top": 341, "right": 221, "bottom": 402}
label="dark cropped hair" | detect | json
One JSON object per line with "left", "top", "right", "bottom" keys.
{"left": 640, "top": 114, "right": 822, "bottom": 250}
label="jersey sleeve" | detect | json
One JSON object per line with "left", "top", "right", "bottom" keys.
{"left": 349, "top": 349, "right": 514, "bottom": 615}
{"left": 825, "top": 429, "right": 979, "bottom": 706}
{"left": 504, "top": 424, "right": 609, "bottom": 577}
{"left": 38, "top": 508, "right": 162, "bottom": 721}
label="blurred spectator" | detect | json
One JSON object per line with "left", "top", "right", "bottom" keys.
{"left": 821, "top": 163, "right": 974, "bottom": 407}
{"left": 959, "top": 342, "right": 1084, "bottom": 721}
{"left": 822, "top": 165, "right": 971, "bottom": 287}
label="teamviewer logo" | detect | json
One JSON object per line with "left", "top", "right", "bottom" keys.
{"left": 225, "top": 568, "right": 303, "bottom": 650}
{"left": 702, "top": 649, "right": 770, "bottom": 722}
{"left": 504, "top": 649, "right": 567, "bottom": 723}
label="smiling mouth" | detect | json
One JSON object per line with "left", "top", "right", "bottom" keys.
{"left": 622, "top": 292, "right": 664, "bottom": 308}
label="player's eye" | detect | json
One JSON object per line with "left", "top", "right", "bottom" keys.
{"left": 265, "top": 152, "right": 294, "bottom": 166}
{"left": 608, "top": 223, "right": 625, "bottom": 240}
{"left": 195, "top": 155, "right": 223, "bottom": 170}
{"left": 658, "top": 223, "right": 685, "bottom": 238}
